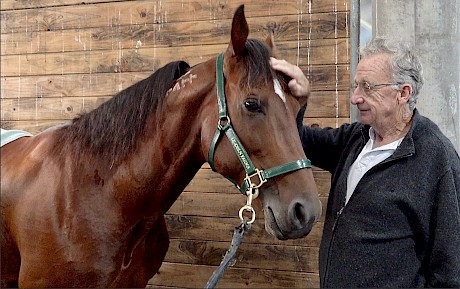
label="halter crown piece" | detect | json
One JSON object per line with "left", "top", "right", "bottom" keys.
{"left": 208, "top": 53, "right": 312, "bottom": 199}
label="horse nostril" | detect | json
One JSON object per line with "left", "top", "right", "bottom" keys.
{"left": 294, "top": 202, "right": 307, "bottom": 225}
{"left": 290, "top": 199, "right": 318, "bottom": 229}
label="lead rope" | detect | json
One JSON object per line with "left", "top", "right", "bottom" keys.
{"left": 204, "top": 220, "right": 250, "bottom": 289}
{"left": 204, "top": 189, "right": 257, "bottom": 289}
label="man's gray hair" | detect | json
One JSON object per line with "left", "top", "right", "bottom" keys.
{"left": 360, "top": 37, "right": 424, "bottom": 110}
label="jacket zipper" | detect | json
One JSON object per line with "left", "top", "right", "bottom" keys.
{"left": 332, "top": 207, "right": 344, "bottom": 231}
{"left": 323, "top": 205, "right": 345, "bottom": 286}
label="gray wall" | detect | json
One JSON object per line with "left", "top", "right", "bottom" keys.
{"left": 368, "top": 0, "right": 460, "bottom": 152}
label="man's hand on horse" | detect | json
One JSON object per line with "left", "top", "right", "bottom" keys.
{"left": 270, "top": 57, "right": 311, "bottom": 99}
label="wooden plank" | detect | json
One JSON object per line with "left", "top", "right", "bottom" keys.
{"left": 1, "top": 12, "right": 349, "bottom": 55}
{"left": 303, "top": 117, "right": 349, "bottom": 128}
{"left": 164, "top": 239, "right": 319, "bottom": 273}
{"left": 164, "top": 215, "right": 323, "bottom": 247}
{"left": 0, "top": 120, "right": 68, "bottom": 133}
{"left": 0, "top": 44, "right": 225, "bottom": 76}
{"left": 0, "top": 38, "right": 349, "bottom": 77}
{"left": 2, "top": 0, "right": 347, "bottom": 13}
{"left": 0, "top": 72, "right": 151, "bottom": 99}
{"left": 1, "top": 1, "right": 349, "bottom": 32}
{"left": 0, "top": 64, "right": 349, "bottom": 100}
{"left": 148, "top": 262, "right": 320, "bottom": 288}
{"left": 0, "top": 0, "right": 129, "bottom": 10}
{"left": 0, "top": 90, "right": 349, "bottom": 121}
{"left": 306, "top": 64, "right": 350, "bottom": 92}
{"left": 1, "top": 96, "right": 109, "bottom": 121}
{"left": 278, "top": 39, "right": 350, "bottom": 67}
{"left": 308, "top": 90, "right": 350, "bottom": 118}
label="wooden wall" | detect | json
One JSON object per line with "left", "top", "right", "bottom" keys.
{"left": 1, "top": 0, "right": 350, "bottom": 288}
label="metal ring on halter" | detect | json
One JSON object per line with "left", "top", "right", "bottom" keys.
{"left": 238, "top": 205, "right": 256, "bottom": 224}
{"left": 244, "top": 168, "right": 267, "bottom": 193}
{"left": 217, "top": 116, "right": 230, "bottom": 130}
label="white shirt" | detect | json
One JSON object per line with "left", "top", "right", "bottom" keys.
{"left": 345, "top": 128, "right": 403, "bottom": 205}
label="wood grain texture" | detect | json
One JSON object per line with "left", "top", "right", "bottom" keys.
{"left": 148, "top": 262, "right": 320, "bottom": 288}
{"left": 164, "top": 239, "right": 319, "bottom": 272}
{"left": 1, "top": 0, "right": 349, "bottom": 29}
{"left": 1, "top": 13, "right": 348, "bottom": 55}
{"left": 1, "top": 39, "right": 349, "bottom": 76}
{"left": 0, "top": 90, "right": 349, "bottom": 121}
{"left": 0, "top": 64, "right": 349, "bottom": 100}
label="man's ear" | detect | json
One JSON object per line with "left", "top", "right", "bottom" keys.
{"left": 399, "top": 84, "right": 413, "bottom": 103}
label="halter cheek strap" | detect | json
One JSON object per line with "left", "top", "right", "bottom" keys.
{"left": 208, "top": 53, "right": 312, "bottom": 196}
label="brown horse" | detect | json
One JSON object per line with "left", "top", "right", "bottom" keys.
{"left": 1, "top": 5, "right": 321, "bottom": 288}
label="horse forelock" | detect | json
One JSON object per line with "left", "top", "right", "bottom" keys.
{"left": 58, "top": 61, "right": 190, "bottom": 165}
{"left": 240, "top": 39, "right": 290, "bottom": 93}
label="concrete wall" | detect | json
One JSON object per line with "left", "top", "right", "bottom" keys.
{"left": 371, "top": 0, "right": 460, "bottom": 152}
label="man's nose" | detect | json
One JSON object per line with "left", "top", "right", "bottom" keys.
{"left": 350, "top": 89, "right": 364, "bottom": 105}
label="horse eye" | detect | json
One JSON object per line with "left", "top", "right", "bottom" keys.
{"left": 244, "top": 98, "right": 262, "bottom": 113}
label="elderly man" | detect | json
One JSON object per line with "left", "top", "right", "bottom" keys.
{"left": 271, "top": 37, "right": 460, "bottom": 287}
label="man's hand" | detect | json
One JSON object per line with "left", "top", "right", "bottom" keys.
{"left": 270, "top": 57, "right": 311, "bottom": 98}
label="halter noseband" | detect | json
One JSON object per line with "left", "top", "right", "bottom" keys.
{"left": 208, "top": 53, "right": 312, "bottom": 196}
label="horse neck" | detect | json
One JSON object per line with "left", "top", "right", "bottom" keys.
{"left": 113, "top": 59, "right": 217, "bottom": 215}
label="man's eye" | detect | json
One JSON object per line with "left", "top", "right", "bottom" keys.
{"left": 244, "top": 99, "right": 262, "bottom": 113}
{"left": 362, "top": 82, "right": 371, "bottom": 90}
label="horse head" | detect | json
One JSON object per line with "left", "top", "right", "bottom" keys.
{"left": 202, "top": 5, "right": 321, "bottom": 240}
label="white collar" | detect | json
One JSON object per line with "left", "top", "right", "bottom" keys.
{"left": 368, "top": 127, "right": 404, "bottom": 152}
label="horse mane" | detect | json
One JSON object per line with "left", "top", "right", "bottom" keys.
{"left": 58, "top": 61, "right": 190, "bottom": 165}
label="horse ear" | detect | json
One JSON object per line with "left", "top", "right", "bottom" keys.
{"left": 228, "top": 4, "right": 248, "bottom": 57}
{"left": 265, "top": 29, "right": 281, "bottom": 58}
{"left": 174, "top": 61, "right": 190, "bottom": 80}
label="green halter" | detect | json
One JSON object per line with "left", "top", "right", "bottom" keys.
{"left": 208, "top": 53, "right": 312, "bottom": 196}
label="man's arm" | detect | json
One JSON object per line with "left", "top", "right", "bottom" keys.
{"left": 427, "top": 165, "right": 460, "bottom": 287}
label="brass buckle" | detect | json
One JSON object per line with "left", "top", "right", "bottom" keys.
{"left": 244, "top": 168, "right": 266, "bottom": 194}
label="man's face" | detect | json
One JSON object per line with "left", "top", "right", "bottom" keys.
{"left": 351, "top": 53, "right": 401, "bottom": 129}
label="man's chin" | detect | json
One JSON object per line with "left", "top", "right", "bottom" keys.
{"left": 357, "top": 112, "right": 372, "bottom": 124}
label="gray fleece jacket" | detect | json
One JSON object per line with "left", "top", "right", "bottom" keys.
{"left": 298, "top": 109, "right": 460, "bottom": 287}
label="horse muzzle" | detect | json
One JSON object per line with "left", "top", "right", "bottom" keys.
{"left": 263, "top": 196, "right": 322, "bottom": 240}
